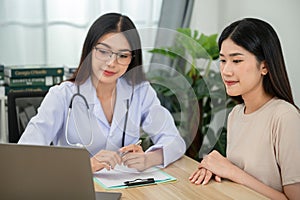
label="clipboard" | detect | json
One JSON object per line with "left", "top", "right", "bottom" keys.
{"left": 93, "top": 165, "right": 176, "bottom": 189}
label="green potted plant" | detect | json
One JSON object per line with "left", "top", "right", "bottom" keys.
{"left": 146, "top": 28, "right": 236, "bottom": 160}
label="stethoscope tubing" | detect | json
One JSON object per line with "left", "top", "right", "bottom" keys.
{"left": 65, "top": 85, "right": 93, "bottom": 147}
{"left": 65, "top": 84, "right": 133, "bottom": 148}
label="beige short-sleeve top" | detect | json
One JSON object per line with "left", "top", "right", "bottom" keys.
{"left": 227, "top": 98, "right": 300, "bottom": 191}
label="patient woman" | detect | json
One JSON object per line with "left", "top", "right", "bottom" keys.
{"left": 189, "top": 18, "right": 300, "bottom": 200}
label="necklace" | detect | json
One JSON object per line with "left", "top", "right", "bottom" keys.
{"left": 97, "top": 87, "right": 116, "bottom": 125}
{"left": 109, "top": 88, "right": 116, "bottom": 124}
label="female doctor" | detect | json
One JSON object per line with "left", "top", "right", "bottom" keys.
{"left": 18, "top": 13, "right": 186, "bottom": 172}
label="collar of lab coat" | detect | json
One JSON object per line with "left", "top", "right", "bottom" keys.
{"left": 79, "top": 77, "right": 134, "bottom": 129}
{"left": 78, "top": 77, "right": 133, "bottom": 104}
{"left": 113, "top": 78, "right": 134, "bottom": 132}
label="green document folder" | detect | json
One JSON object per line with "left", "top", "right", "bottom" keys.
{"left": 93, "top": 165, "right": 176, "bottom": 189}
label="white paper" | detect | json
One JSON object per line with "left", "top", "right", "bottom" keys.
{"left": 93, "top": 165, "right": 173, "bottom": 188}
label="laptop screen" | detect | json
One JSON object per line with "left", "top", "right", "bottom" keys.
{"left": 0, "top": 143, "right": 96, "bottom": 200}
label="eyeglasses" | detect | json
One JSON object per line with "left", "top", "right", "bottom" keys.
{"left": 94, "top": 47, "right": 133, "bottom": 65}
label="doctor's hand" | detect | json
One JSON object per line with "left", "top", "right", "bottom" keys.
{"left": 119, "top": 143, "right": 144, "bottom": 155}
{"left": 119, "top": 144, "right": 146, "bottom": 171}
{"left": 120, "top": 147, "right": 163, "bottom": 172}
{"left": 90, "top": 150, "right": 122, "bottom": 173}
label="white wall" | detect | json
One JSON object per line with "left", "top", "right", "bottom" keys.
{"left": 190, "top": 0, "right": 300, "bottom": 106}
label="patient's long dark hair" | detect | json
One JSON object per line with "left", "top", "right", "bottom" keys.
{"left": 219, "top": 18, "right": 298, "bottom": 109}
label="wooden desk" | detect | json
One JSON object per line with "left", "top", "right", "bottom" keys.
{"left": 94, "top": 156, "right": 269, "bottom": 200}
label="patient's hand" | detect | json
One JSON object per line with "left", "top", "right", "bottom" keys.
{"left": 189, "top": 167, "right": 221, "bottom": 185}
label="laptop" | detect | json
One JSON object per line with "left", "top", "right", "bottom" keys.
{"left": 0, "top": 143, "right": 121, "bottom": 200}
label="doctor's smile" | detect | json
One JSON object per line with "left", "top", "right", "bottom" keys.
{"left": 102, "top": 69, "right": 117, "bottom": 77}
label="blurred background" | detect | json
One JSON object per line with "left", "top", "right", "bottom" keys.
{"left": 1, "top": 0, "right": 299, "bottom": 105}
{"left": 0, "top": 1, "right": 299, "bottom": 156}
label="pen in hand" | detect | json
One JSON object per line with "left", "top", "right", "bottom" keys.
{"left": 135, "top": 139, "right": 142, "bottom": 146}
{"left": 120, "top": 139, "right": 142, "bottom": 157}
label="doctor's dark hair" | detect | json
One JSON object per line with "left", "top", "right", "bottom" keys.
{"left": 69, "top": 13, "right": 145, "bottom": 85}
{"left": 219, "top": 18, "right": 298, "bottom": 109}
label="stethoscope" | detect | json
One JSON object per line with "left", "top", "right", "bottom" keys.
{"left": 65, "top": 84, "right": 130, "bottom": 148}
